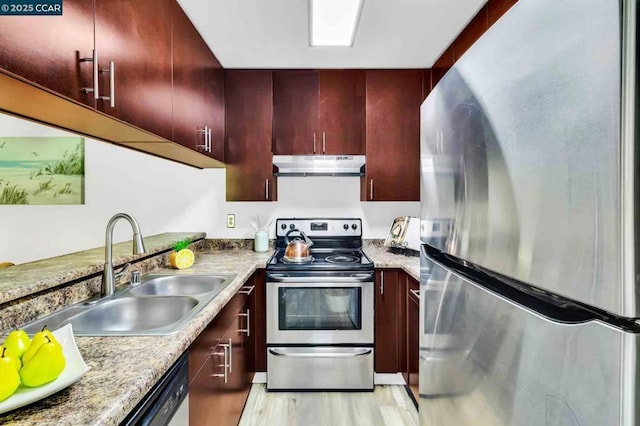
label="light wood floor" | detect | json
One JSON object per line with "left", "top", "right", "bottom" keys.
{"left": 239, "top": 385, "right": 418, "bottom": 426}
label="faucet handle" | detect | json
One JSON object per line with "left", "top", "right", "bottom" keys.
{"left": 131, "top": 270, "right": 141, "bottom": 286}
{"left": 114, "top": 262, "right": 131, "bottom": 280}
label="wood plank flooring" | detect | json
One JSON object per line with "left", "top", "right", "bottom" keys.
{"left": 239, "top": 385, "right": 418, "bottom": 426}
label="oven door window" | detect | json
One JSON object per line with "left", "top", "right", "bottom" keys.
{"left": 278, "top": 287, "right": 362, "bottom": 330}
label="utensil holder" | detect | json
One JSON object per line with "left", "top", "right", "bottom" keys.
{"left": 254, "top": 231, "right": 268, "bottom": 252}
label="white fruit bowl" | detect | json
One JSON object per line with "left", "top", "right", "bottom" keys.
{"left": 0, "top": 324, "right": 91, "bottom": 415}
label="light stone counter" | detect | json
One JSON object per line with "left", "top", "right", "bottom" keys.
{"left": 0, "top": 246, "right": 419, "bottom": 425}
{"left": 364, "top": 246, "right": 421, "bottom": 281}
{"left": 0, "top": 232, "right": 206, "bottom": 305}
{"left": 0, "top": 249, "right": 272, "bottom": 426}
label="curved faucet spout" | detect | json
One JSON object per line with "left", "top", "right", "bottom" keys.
{"left": 102, "top": 213, "right": 146, "bottom": 298}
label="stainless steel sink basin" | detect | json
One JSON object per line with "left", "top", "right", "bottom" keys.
{"left": 131, "top": 274, "right": 230, "bottom": 296}
{"left": 63, "top": 296, "right": 199, "bottom": 334}
{"left": 21, "top": 273, "right": 237, "bottom": 336}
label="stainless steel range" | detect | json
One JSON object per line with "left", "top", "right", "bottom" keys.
{"left": 266, "top": 218, "right": 375, "bottom": 391}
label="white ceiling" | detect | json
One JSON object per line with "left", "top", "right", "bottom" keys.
{"left": 177, "top": 0, "right": 487, "bottom": 69}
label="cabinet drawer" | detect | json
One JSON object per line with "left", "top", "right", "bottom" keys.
{"left": 267, "top": 347, "right": 374, "bottom": 390}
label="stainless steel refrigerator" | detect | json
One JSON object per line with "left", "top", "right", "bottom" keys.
{"left": 419, "top": 0, "right": 639, "bottom": 424}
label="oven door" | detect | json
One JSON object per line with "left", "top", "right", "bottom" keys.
{"left": 266, "top": 272, "right": 374, "bottom": 345}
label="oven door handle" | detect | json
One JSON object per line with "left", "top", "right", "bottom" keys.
{"left": 268, "top": 348, "right": 372, "bottom": 358}
{"left": 267, "top": 274, "right": 374, "bottom": 283}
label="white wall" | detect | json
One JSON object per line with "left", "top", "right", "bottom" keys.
{"left": 0, "top": 114, "right": 418, "bottom": 264}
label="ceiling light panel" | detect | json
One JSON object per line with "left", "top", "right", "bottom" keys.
{"left": 310, "top": 0, "right": 364, "bottom": 47}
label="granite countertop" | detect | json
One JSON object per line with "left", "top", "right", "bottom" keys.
{"left": 1, "top": 246, "right": 419, "bottom": 425}
{"left": 0, "top": 232, "right": 206, "bottom": 305}
{"left": 364, "top": 246, "right": 420, "bottom": 280}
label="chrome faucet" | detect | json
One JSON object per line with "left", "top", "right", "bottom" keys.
{"left": 102, "top": 213, "right": 146, "bottom": 297}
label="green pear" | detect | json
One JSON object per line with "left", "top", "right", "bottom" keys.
{"left": 2, "top": 329, "right": 30, "bottom": 360}
{"left": 20, "top": 336, "right": 66, "bottom": 387}
{"left": 0, "top": 347, "right": 20, "bottom": 401}
{"left": 0, "top": 345, "right": 21, "bottom": 371}
{"left": 22, "top": 326, "right": 55, "bottom": 365}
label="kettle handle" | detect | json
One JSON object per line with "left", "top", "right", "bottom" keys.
{"left": 285, "top": 228, "right": 314, "bottom": 247}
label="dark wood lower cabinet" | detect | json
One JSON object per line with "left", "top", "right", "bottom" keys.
{"left": 406, "top": 276, "right": 420, "bottom": 401}
{"left": 188, "top": 279, "right": 257, "bottom": 425}
{"left": 374, "top": 269, "right": 400, "bottom": 372}
{"left": 374, "top": 269, "right": 419, "bottom": 401}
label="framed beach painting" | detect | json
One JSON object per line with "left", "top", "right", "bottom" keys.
{"left": 0, "top": 137, "right": 85, "bottom": 205}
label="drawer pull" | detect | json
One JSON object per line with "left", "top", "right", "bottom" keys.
{"left": 239, "top": 285, "right": 255, "bottom": 295}
{"left": 238, "top": 309, "right": 250, "bottom": 336}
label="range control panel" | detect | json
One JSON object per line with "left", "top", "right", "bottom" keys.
{"left": 275, "top": 218, "right": 362, "bottom": 237}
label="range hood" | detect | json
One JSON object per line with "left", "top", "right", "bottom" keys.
{"left": 273, "top": 155, "right": 365, "bottom": 177}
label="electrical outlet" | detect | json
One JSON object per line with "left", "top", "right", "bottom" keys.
{"left": 227, "top": 214, "right": 236, "bottom": 228}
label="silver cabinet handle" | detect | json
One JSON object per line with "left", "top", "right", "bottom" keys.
{"left": 322, "top": 131, "right": 326, "bottom": 153}
{"left": 228, "top": 338, "right": 233, "bottom": 373}
{"left": 100, "top": 61, "right": 115, "bottom": 108}
{"left": 380, "top": 270, "right": 384, "bottom": 295}
{"left": 80, "top": 49, "right": 99, "bottom": 99}
{"left": 265, "top": 179, "right": 269, "bottom": 200}
{"left": 238, "top": 309, "right": 250, "bottom": 337}
{"left": 211, "top": 344, "right": 229, "bottom": 383}
{"left": 313, "top": 133, "right": 316, "bottom": 154}
{"left": 370, "top": 179, "right": 374, "bottom": 200}
{"left": 197, "top": 126, "right": 208, "bottom": 152}
{"left": 269, "top": 348, "right": 372, "bottom": 358}
{"left": 409, "top": 289, "right": 420, "bottom": 299}
{"left": 239, "top": 285, "right": 255, "bottom": 295}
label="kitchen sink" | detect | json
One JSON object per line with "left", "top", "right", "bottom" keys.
{"left": 131, "top": 274, "right": 230, "bottom": 296}
{"left": 22, "top": 273, "right": 237, "bottom": 336}
{"left": 63, "top": 296, "right": 199, "bottom": 334}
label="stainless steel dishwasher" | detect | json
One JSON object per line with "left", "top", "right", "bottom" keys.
{"left": 121, "top": 352, "right": 189, "bottom": 426}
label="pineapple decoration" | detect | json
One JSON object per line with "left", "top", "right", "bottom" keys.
{"left": 169, "top": 240, "right": 195, "bottom": 269}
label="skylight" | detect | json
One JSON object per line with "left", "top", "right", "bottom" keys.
{"left": 309, "top": 0, "right": 364, "bottom": 47}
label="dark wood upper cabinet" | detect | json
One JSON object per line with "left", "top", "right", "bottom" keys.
{"left": 0, "top": 0, "right": 95, "bottom": 107}
{"left": 488, "top": 0, "right": 518, "bottom": 27}
{"left": 318, "top": 70, "right": 366, "bottom": 155}
{"left": 94, "top": 0, "right": 173, "bottom": 141}
{"left": 225, "top": 70, "right": 276, "bottom": 202}
{"left": 431, "top": 0, "right": 518, "bottom": 89}
{"left": 453, "top": 6, "right": 488, "bottom": 61}
{"left": 172, "top": 1, "right": 207, "bottom": 153}
{"left": 203, "top": 52, "right": 225, "bottom": 161}
{"left": 273, "top": 70, "right": 366, "bottom": 155}
{"left": 272, "top": 70, "right": 319, "bottom": 155}
{"left": 431, "top": 45, "right": 454, "bottom": 88}
{"left": 363, "top": 70, "right": 422, "bottom": 202}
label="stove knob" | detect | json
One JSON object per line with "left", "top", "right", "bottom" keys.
{"left": 343, "top": 224, "right": 349, "bottom": 230}
{"left": 281, "top": 224, "right": 287, "bottom": 230}
{"left": 351, "top": 224, "right": 358, "bottom": 230}
{"left": 289, "top": 224, "right": 295, "bottom": 230}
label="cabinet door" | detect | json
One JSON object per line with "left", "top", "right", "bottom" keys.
{"left": 189, "top": 351, "right": 223, "bottom": 426}
{"left": 172, "top": 0, "right": 206, "bottom": 152}
{"left": 203, "top": 51, "right": 225, "bottom": 161}
{"left": 225, "top": 70, "right": 276, "bottom": 201}
{"left": 273, "top": 70, "right": 319, "bottom": 155}
{"left": 318, "top": 70, "right": 365, "bottom": 155}
{"left": 407, "top": 276, "right": 420, "bottom": 401}
{"left": 363, "top": 70, "right": 422, "bottom": 201}
{"left": 374, "top": 269, "right": 400, "bottom": 373}
{"left": 253, "top": 269, "right": 267, "bottom": 372}
{"left": 94, "top": 0, "right": 173, "bottom": 141}
{"left": 0, "top": 0, "right": 95, "bottom": 106}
